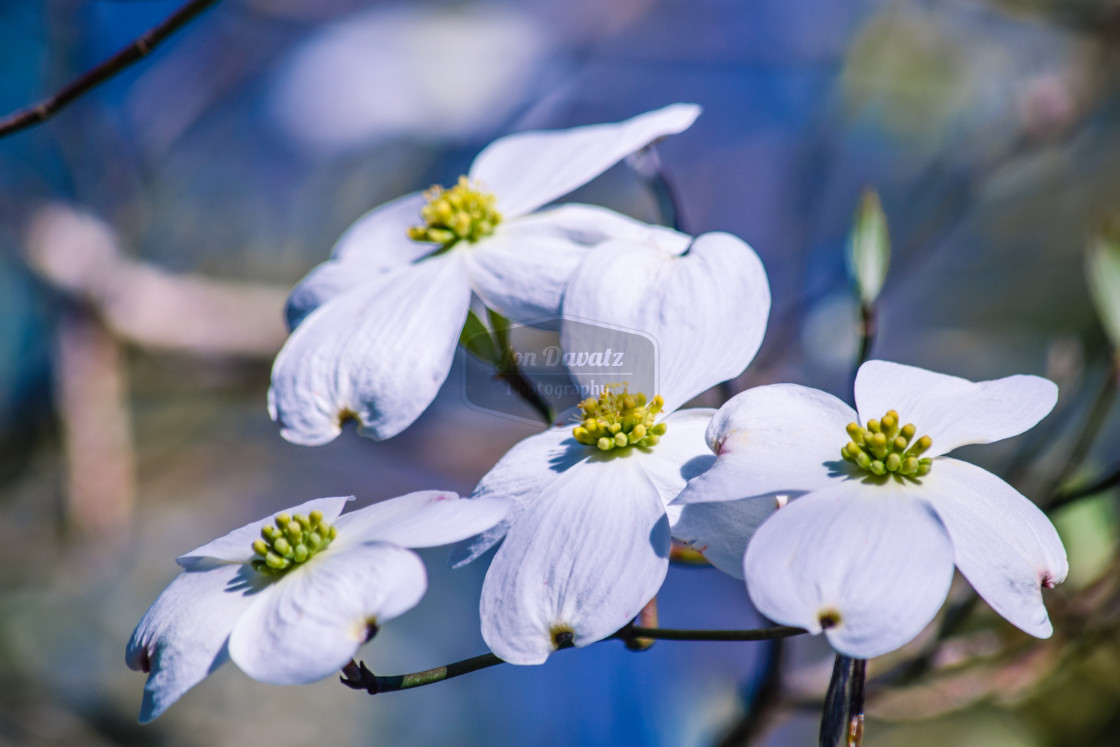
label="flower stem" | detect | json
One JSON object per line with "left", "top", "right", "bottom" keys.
{"left": 849, "top": 301, "right": 876, "bottom": 399}
{"left": 487, "top": 309, "right": 555, "bottom": 425}
{"left": 819, "top": 655, "right": 866, "bottom": 747}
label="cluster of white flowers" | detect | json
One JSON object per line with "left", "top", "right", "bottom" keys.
{"left": 128, "top": 104, "right": 1067, "bottom": 722}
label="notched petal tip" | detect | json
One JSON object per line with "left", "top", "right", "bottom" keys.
{"left": 550, "top": 625, "right": 576, "bottom": 650}
{"left": 818, "top": 608, "right": 842, "bottom": 630}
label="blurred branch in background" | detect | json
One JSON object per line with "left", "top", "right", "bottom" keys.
{"left": 25, "top": 205, "right": 288, "bottom": 357}
{"left": 0, "top": 0, "right": 222, "bottom": 138}
{"left": 53, "top": 308, "right": 134, "bottom": 540}
{"left": 23, "top": 204, "right": 287, "bottom": 538}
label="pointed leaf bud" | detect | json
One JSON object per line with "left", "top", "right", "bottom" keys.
{"left": 1086, "top": 222, "right": 1120, "bottom": 353}
{"left": 847, "top": 188, "right": 890, "bottom": 305}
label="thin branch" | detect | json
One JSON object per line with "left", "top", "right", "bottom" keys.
{"left": 0, "top": 0, "right": 223, "bottom": 138}
{"left": 340, "top": 625, "right": 808, "bottom": 695}
{"left": 820, "top": 655, "right": 867, "bottom": 747}
{"left": 340, "top": 655, "right": 504, "bottom": 695}
{"left": 618, "top": 624, "right": 807, "bottom": 643}
{"left": 1048, "top": 460, "right": 1120, "bottom": 512}
{"left": 1046, "top": 356, "right": 1119, "bottom": 500}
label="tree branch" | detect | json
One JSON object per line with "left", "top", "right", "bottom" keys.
{"left": 0, "top": 0, "right": 223, "bottom": 138}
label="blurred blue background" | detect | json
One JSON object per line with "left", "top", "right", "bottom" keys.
{"left": 2, "top": 0, "right": 1120, "bottom": 744}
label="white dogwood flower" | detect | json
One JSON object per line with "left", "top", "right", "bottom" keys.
{"left": 674, "top": 360, "right": 1068, "bottom": 658}
{"left": 452, "top": 231, "right": 771, "bottom": 664}
{"left": 269, "top": 104, "right": 700, "bottom": 445}
{"left": 126, "top": 491, "right": 509, "bottom": 722}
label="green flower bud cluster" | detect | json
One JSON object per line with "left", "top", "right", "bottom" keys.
{"left": 250, "top": 509, "right": 338, "bottom": 575}
{"left": 407, "top": 176, "right": 502, "bottom": 247}
{"left": 573, "top": 386, "right": 667, "bottom": 451}
{"left": 841, "top": 409, "right": 932, "bottom": 479}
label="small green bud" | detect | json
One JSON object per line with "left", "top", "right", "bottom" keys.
{"left": 847, "top": 188, "right": 890, "bottom": 305}
{"left": 1087, "top": 224, "right": 1120, "bottom": 352}
{"left": 614, "top": 432, "right": 629, "bottom": 448}
{"left": 293, "top": 544, "right": 309, "bottom": 563}
{"left": 870, "top": 460, "right": 886, "bottom": 476}
{"left": 252, "top": 539, "right": 269, "bottom": 556}
{"left": 309, "top": 510, "right": 323, "bottom": 526}
{"left": 885, "top": 453, "right": 901, "bottom": 472}
{"left": 597, "top": 436, "right": 613, "bottom": 451}
{"left": 273, "top": 537, "right": 292, "bottom": 556}
{"left": 846, "top": 422, "right": 865, "bottom": 445}
{"left": 855, "top": 451, "right": 872, "bottom": 471}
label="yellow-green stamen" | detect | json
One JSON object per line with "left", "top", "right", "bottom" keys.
{"left": 572, "top": 385, "right": 667, "bottom": 452}
{"left": 841, "top": 409, "right": 933, "bottom": 479}
{"left": 251, "top": 509, "right": 338, "bottom": 576}
{"left": 407, "top": 176, "right": 502, "bottom": 247}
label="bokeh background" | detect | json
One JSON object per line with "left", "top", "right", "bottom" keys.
{"left": 2, "top": 0, "right": 1120, "bottom": 744}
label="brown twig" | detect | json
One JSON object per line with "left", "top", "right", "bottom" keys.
{"left": 0, "top": 0, "right": 223, "bottom": 138}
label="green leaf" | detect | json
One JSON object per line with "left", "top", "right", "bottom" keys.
{"left": 1086, "top": 223, "right": 1120, "bottom": 352}
{"left": 458, "top": 310, "right": 498, "bottom": 365}
{"left": 846, "top": 189, "right": 890, "bottom": 306}
{"left": 486, "top": 307, "right": 511, "bottom": 352}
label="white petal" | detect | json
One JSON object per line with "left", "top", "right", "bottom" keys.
{"left": 465, "top": 205, "right": 688, "bottom": 322}
{"left": 743, "top": 480, "right": 956, "bottom": 659}
{"left": 479, "top": 455, "right": 670, "bottom": 664}
{"left": 228, "top": 543, "right": 426, "bottom": 685}
{"left": 854, "top": 360, "right": 1058, "bottom": 458}
{"left": 268, "top": 256, "right": 471, "bottom": 444}
{"left": 469, "top": 103, "right": 701, "bottom": 218}
{"left": 671, "top": 498, "right": 778, "bottom": 579}
{"left": 674, "top": 384, "right": 856, "bottom": 505}
{"left": 632, "top": 408, "right": 716, "bottom": 510}
{"left": 917, "top": 458, "right": 1068, "bottom": 637}
{"left": 285, "top": 193, "right": 431, "bottom": 327}
{"left": 562, "top": 232, "right": 770, "bottom": 412}
{"left": 449, "top": 425, "right": 589, "bottom": 567}
{"left": 126, "top": 563, "right": 261, "bottom": 723}
{"left": 177, "top": 497, "right": 352, "bottom": 569}
{"left": 329, "top": 192, "right": 429, "bottom": 262}
{"left": 333, "top": 490, "right": 510, "bottom": 549}
{"left": 517, "top": 203, "right": 691, "bottom": 249}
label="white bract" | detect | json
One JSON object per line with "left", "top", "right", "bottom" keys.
{"left": 674, "top": 360, "right": 1068, "bottom": 658}
{"left": 126, "top": 491, "right": 509, "bottom": 722}
{"left": 269, "top": 104, "right": 700, "bottom": 445}
{"left": 453, "top": 230, "right": 771, "bottom": 664}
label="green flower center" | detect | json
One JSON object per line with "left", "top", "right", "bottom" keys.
{"left": 572, "top": 385, "right": 667, "bottom": 452}
{"left": 407, "top": 176, "right": 502, "bottom": 247}
{"left": 251, "top": 509, "right": 338, "bottom": 576}
{"left": 841, "top": 409, "right": 933, "bottom": 479}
